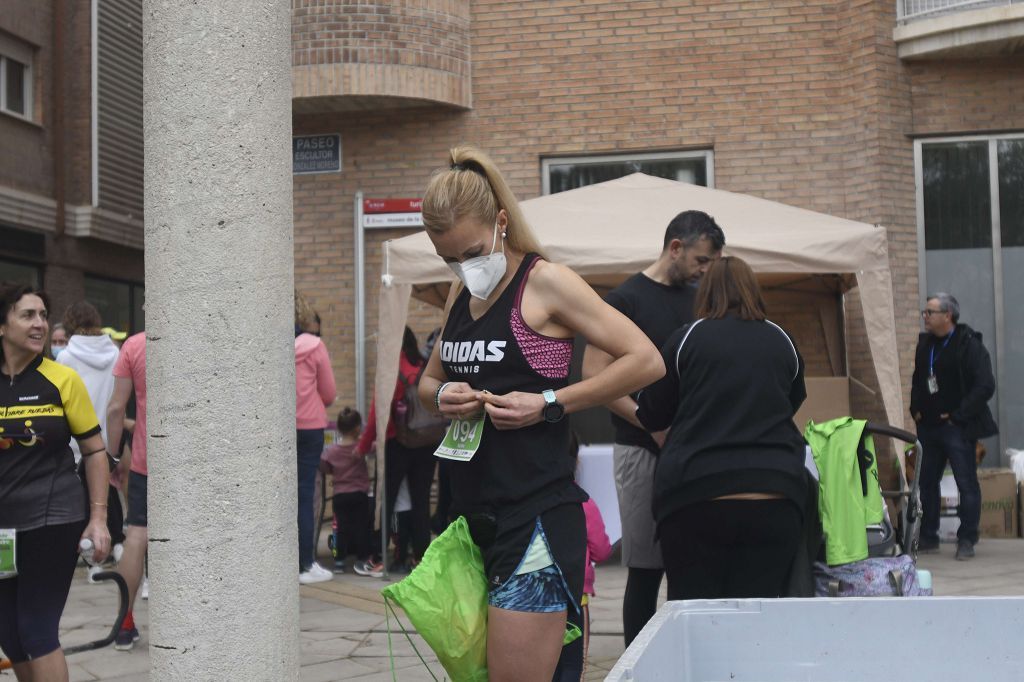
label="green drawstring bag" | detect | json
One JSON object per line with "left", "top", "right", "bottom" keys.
{"left": 381, "top": 516, "right": 490, "bottom": 682}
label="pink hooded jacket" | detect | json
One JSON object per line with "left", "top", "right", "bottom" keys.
{"left": 584, "top": 498, "right": 612, "bottom": 596}
{"left": 295, "top": 333, "right": 336, "bottom": 429}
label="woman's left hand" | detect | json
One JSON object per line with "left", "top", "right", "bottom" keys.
{"left": 81, "top": 519, "right": 112, "bottom": 564}
{"left": 480, "top": 391, "right": 546, "bottom": 430}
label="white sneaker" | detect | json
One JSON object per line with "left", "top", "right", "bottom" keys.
{"left": 141, "top": 576, "right": 150, "bottom": 600}
{"left": 299, "top": 566, "right": 332, "bottom": 585}
{"left": 310, "top": 562, "right": 333, "bottom": 580}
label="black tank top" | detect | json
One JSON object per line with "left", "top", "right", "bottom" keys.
{"left": 440, "top": 254, "right": 587, "bottom": 528}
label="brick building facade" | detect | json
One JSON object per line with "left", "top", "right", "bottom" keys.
{"left": 290, "top": 0, "right": 1023, "bottom": 453}
{"left": 1, "top": 0, "right": 145, "bottom": 334}
{"left": 4, "top": 1, "right": 1021, "bottom": 450}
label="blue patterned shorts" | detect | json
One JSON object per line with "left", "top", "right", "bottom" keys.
{"left": 487, "top": 517, "right": 573, "bottom": 613}
{"left": 488, "top": 564, "right": 569, "bottom": 612}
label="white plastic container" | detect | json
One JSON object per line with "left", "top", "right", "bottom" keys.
{"left": 607, "top": 597, "right": 1024, "bottom": 681}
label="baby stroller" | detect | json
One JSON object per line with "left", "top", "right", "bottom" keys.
{"left": 801, "top": 419, "right": 925, "bottom": 597}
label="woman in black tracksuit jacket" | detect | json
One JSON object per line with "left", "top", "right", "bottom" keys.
{"left": 636, "top": 256, "right": 807, "bottom": 600}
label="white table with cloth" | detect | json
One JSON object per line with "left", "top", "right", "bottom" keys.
{"left": 576, "top": 444, "right": 622, "bottom": 545}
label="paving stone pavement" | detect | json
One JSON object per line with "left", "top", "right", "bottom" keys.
{"left": 4, "top": 538, "right": 1021, "bottom": 680}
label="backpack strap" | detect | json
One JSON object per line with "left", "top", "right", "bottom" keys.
{"left": 888, "top": 569, "right": 905, "bottom": 597}
{"left": 383, "top": 597, "right": 441, "bottom": 682}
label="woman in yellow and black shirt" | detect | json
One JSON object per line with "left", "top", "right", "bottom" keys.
{"left": 0, "top": 283, "right": 111, "bottom": 681}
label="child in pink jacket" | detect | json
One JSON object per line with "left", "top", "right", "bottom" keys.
{"left": 582, "top": 497, "right": 612, "bottom": 677}
{"left": 557, "top": 436, "right": 610, "bottom": 679}
{"left": 583, "top": 498, "right": 613, "bottom": 599}
{"left": 554, "top": 442, "right": 613, "bottom": 682}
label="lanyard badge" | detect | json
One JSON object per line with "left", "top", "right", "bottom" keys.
{"left": 0, "top": 529, "right": 16, "bottom": 579}
{"left": 927, "top": 330, "right": 954, "bottom": 396}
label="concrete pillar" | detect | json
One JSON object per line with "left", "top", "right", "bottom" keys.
{"left": 142, "top": 2, "right": 298, "bottom": 679}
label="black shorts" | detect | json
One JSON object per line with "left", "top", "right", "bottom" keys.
{"left": 0, "top": 521, "right": 85, "bottom": 663}
{"left": 126, "top": 471, "right": 148, "bottom": 527}
{"left": 469, "top": 503, "right": 586, "bottom": 614}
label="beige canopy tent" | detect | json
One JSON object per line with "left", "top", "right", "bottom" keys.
{"left": 371, "top": 172, "right": 905, "bottom": 511}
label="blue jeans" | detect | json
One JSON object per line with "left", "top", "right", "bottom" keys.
{"left": 918, "top": 421, "right": 980, "bottom": 545}
{"left": 296, "top": 428, "right": 324, "bottom": 571}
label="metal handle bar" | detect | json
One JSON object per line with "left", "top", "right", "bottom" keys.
{"left": 63, "top": 571, "right": 130, "bottom": 656}
{"left": 864, "top": 421, "right": 918, "bottom": 444}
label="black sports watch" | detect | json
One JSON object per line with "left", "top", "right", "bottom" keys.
{"left": 541, "top": 389, "right": 565, "bottom": 423}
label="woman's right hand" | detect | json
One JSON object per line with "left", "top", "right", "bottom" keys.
{"left": 438, "top": 382, "right": 485, "bottom": 420}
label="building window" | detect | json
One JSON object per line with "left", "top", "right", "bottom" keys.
{"left": 0, "top": 259, "right": 41, "bottom": 288}
{"left": 542, "top": 150, "right": 714, "bottom": 195}
{"left": 921, "top": 142, "right": 992, "bottom": 250}
{"left": 998, "top": 139, "right": 1024, "bottom": 248}
{"left": 921, "top": 137, "right": 1024, "bottom": 250}
{"left": 0, "top": 33, "right": 34, "bottom": 120}
{"left": 84, "top": 276, "right": 145, "bottom": 335}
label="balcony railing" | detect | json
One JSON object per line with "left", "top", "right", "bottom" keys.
{"left": 898, "top": 0, "right": 1023, "bottom": 23}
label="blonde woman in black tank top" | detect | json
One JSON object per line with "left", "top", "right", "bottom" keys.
{"left": 416, "top": 147, "right": 664, "bottom": 682}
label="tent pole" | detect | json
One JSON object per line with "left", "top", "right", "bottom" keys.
{"left": 355, "top": 191, "right": 366, "bottom": 416}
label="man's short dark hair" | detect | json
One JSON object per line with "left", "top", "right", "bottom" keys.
{"left": 663, "top": 210, "right": 726, "bottom": 252}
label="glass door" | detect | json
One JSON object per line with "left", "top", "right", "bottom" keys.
{"left": 997, "top": 139, "right": 1024, "bottom": 460}
{"left": 917, "top": 134, "right": 1024, "bottom": 463}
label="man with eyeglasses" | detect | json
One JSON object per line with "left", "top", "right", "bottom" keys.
{"left": 910, "top": 292, "right": 998, "bottom": 560}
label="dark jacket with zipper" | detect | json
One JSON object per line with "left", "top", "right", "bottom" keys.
{"left": 910, "top": 323, "right": 997, "bottom": 442}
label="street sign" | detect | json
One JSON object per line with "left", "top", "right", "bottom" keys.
{"left": 363, "top": 198, "right": 422, "bottom": 213}
{"left": 362, "top": 197, "right": 423, "bottom": 229}
{"left": 293, "top": 134, "right": 341, "bottom": 174}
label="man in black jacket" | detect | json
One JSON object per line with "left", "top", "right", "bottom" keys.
{"left": 911, "top": 292, "right": 998, "bottom": 560}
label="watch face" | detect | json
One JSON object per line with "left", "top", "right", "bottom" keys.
{"left": 543, "top": 401, "right": 565, "bottom": 423}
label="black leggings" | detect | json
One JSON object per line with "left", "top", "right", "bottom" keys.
{"left": 383, "top": 439, "right": 436, "bottom": 561}
{"left": 622, "top": 567, "right": 663, "bottom": 647}
{"left": 0, "top": 521, "right": 85, "bottom": 663}
{"left": 333, "top": 491, "right": 371, "bottom": 561}
{"left": 659, "top": 499, "right": 801, "bottom": 601}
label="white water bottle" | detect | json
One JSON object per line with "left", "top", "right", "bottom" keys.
{"left": 79, "top": 538, "right": 98, "bottom": 567}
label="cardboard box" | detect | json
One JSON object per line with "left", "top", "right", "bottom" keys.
{"left": 937, "top": 469, "right": 1019, "bottom": 539}
{"left": 978, "top": 469, "right": 1018, "bottom": 539}
{"left": 940, "top": 471, "right": 959, "bottom": 510}
{"left": 793, "top": 377, "right": 850, "bottom": 430}
{"left": 938, "top": 472, "right": 960, "bottom": 542}
{"left": 938, "top": 516, "right": 960, "bottom": 543}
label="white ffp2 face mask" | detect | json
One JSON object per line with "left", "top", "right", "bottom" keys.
{"left": 448, "top": 222, "right": 506, "bottom": 300}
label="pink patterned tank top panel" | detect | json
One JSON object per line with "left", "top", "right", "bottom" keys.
{"left": 510, "top": 257, "right": 574, "bottom": 379}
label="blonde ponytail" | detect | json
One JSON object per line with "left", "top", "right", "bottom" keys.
{"left": 422, "top": 145, "right": 546, "bottom": 258}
